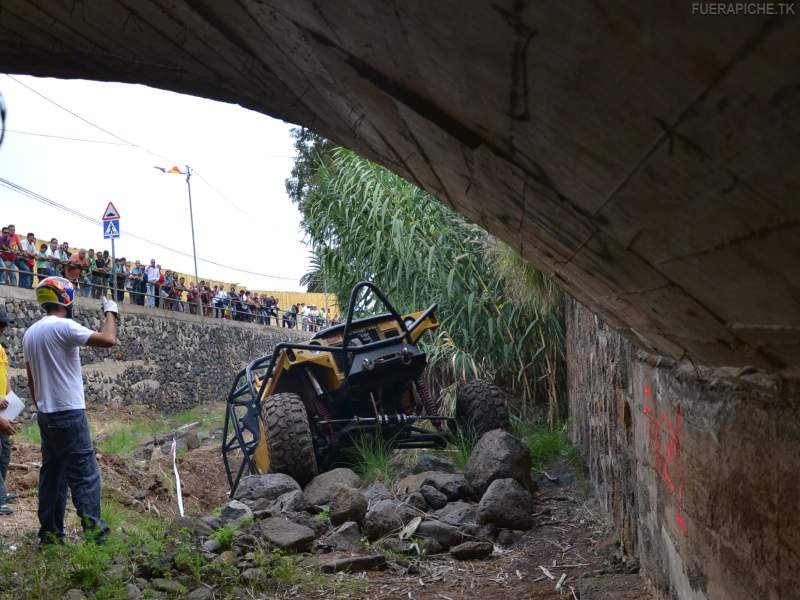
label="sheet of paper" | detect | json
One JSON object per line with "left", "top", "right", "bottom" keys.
{"left": 0, "top": 390, "right": 24, "bottom": 421}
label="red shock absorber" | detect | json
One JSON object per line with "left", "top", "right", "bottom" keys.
{"left": 416, "top": 377, "right": 442, "bottom": 430}
{"left": 314, "top": 396, "right": 333, "bottom": 433}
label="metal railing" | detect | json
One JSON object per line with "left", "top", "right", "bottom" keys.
{"left": 0, "top": 263, "right": 337, "bottom": 331}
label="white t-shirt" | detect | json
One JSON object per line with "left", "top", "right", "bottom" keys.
{"left": 22, "top": 316, "right": 93, "bottom": 413}
{"left": 145, "top": 266, "right": 160, "bottom": 283}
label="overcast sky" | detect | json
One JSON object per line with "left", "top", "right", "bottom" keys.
{"left": 0, "top": 74, "right": 311, "bottom": 291}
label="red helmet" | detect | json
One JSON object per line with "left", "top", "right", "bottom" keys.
{"left": 36, "top": 276, "right": 75, "bottom": 309}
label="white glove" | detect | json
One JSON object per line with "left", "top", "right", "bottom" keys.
{"left": 101, "top": 297, "right": 119, "bottom": 318}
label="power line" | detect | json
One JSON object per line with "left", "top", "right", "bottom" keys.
{"left": 6, "top": 74, "right": 180, "bottom": 164}
{"left": 4, "top": 129, "right": 130, "bottom": 145}
{"left": 0, "top": 176, "right": 300, "bottom": 282}
{"left": 192, "top": 171, "right": 254, "bottom": 218}
{"left": 4, "top": 74, "right": 287, "bottom": 219}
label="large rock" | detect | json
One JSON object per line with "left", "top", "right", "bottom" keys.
{"left": 234, "top": 473, "right": 301, "bottom": 502}
{"left": 435, "top": 501, "right": 477, "bottom": 526}
{"left": 283, "top": 511, "right": 329, "bottom": 537}
{"left": 328, "top": 485, "right": 368, "bottom": 525}
{"left": 316, "top": 521, "right": 363, "bottom": 552}
{"left": 363, "top": 482, "right": 392, "bottom": 505}
{"left": 416, "top": 520, "right": 466, "bottom": 548}
{"left": 404, "top": 492, "right": 427, "bottom": 512}
{"left": 450, "top": 541, "right": 493, "bottom": 560}
{"left": 271, "top": 489, "right": 307, "bottom": 514}
{"left": 170, "top": 516, "right": 214, "bottom": 538}
{"left": 465, "top": 429, "right": 533, "bottom": 497}
{"left": 395, "top": 471, "right": 467, "bottom": 500}
{"left": 420, "top": 485, "right": 448, "bottom": 510}
{"left": 320, "top": 554, "right": 386, "bottom": 573}
{"left": 219, "top": 500, "right": 253, "bottom": 527}
{"left": 304, "top": 468, "right": 362, "bottom": 505}
{"left": 412, "top": 454, "right": 456, "bottom": 474}
{"left": 477, "top": 478, "right": 533, "bottom": 530}
{"left": 363, "top": 499, "right": 418, "bottom": 540}
{"left": 378, "top": 537, "right": 414, "bottom": 555}
{"left": 253, "top": 517, "right": 316, "bottom": 551}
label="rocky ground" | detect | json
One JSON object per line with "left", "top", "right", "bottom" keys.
{"left": 0, "top": 407, "right": 649, "bottom": 599}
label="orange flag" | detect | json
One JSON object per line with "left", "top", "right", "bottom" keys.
{"left": 153, "top": 166, "right": 185, "bottom": 174}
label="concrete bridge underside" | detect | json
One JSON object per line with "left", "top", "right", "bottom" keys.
{"left": 2, "top": 1, "right": 798, "bottom": 374}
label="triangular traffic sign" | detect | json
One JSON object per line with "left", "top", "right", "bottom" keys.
{"left": 102, "top": 202, "right": 120, "bottom": 220}
{"left": 104, "top": 221, "right": 119, "bottom": 236}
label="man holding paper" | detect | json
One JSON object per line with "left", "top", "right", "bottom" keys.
{"left": 0, "top": 308, "right": 18, "bottom": 516}
{"left": 23, "top": 277, "right": 119, "bottom": 545}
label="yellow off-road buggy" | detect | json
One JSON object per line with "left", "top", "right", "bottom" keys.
{"left": 222, "top": 282, "right": 508, "bottom": 494}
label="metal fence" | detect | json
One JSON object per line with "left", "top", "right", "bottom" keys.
{"left": 0, "top": 263, "right": 336, "bottom": 332}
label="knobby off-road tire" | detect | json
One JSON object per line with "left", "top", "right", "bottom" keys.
{"left": 455, "top": 380, "right": 510, "bottom": 438}
{"left": 260, "top": 392, "right": 318, "bottom": 485}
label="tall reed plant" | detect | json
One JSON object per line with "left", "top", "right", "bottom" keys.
{"left": 294, "top": 148, "right": 565, "bottom": 425}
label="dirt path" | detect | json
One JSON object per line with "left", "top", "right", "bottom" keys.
{"left": 331, "top": 467, "right": 647, "bottom": 600}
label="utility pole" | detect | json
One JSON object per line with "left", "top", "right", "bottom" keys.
{"left": 185, "top": 165, "right": 202, "bottom": 317}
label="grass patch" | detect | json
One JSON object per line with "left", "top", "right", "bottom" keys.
{"left": 97, "top": 429, "right": 140, "bottom": 456}
{"left": 254, "top": 549, "right": 368, "bottom": 595}
{"left": 16, "top": 421, "right": 41, "bottom": 444}
{"left": 91, "top": 403, "right": 226, "bottom": 457}
{"left": 448, "top": 426, "right": 477, "bottom": 471}
{"left": 513, "top": 418, "right": 577, "bottom": 470}
{"left": 344, "top": 433, "right": 393, "bottom": 484}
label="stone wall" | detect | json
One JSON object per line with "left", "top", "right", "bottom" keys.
{"left": 567, "top": 298, "right": 799, "bottom": 600}
{"left": 0, "top": 286, "right": 309, "bottom": 413}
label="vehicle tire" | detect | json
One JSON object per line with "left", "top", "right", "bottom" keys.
{"left": 260, "top": 392, "right": 318, "bottom": 485}
{"left": 454, "top": 380, "right": 510, "bottom": 438}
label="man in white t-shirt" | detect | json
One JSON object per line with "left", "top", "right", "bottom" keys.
{"left": 23, "top": 276, "right": 118, "bottom": 545}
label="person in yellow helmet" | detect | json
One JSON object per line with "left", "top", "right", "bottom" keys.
{"left": 23, "top": 277, "right": 119, "bottom": 545}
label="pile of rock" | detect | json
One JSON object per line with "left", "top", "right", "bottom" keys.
{"left": 172, "top": 428, "right": 534, "bottom": 588}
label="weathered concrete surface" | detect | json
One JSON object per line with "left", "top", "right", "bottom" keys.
{"left": 0, "top": 2, "right": 798, "bottom": 372}
{"left": 568, "top": 298, "right": 799, "bottom": 600}
{"left": 0, "top": 286, "right": 308, "bottom": 412}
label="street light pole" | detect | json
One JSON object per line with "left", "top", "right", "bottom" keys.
{"left": 185, "top": 165, "right": 202, "bottom": 317}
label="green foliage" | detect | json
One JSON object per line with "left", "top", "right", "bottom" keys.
{"left": 251, "top": 548, "right": 368, "bottom": 595}
{"left": 97, "top": 428, "right": 140, "bottom": 456}
{"left": 92, "top": 404, "right": 224, "bottom": 456}
{"left": 17, "top": 421, "right": 41, "bottom": 444}
{"left": 285, "top": 127, "right": 335, "bottom": 207}
{"left": 211, "top": 517, "right": 252, "bottom": 550}
{"left": 448, "top": 426, "right": 478, "bottom": 472}
{"left": 313, "top": 505, "right": 332, "bottom": 526}
{"left": 343, "top": 433, "right": 394, "bottom": 484}
{"left": 292, "top": 147, "right": 565, "bottom": 422}
{"left": 513, "top": 418, "right": 574, "bottom": 470}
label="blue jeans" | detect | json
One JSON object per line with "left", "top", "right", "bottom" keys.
{"left": 1, "top": 260, "right": 17, "bottom": 285}
{"left": 16, "top": 259, "right": 33, "bottom": 289}
{"left": 0, "top": 434, "right": 10, "bottom": 505}
{"left": 37, "top": 410, "right": 108, "bottom": 544}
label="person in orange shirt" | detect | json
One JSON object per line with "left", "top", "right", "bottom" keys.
{"left": 66, "top": 248, "right": 90, "bottom": 292}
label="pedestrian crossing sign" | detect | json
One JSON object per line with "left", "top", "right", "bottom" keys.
{"left": 103, "top": 219, "right": 120, "bottom": 239}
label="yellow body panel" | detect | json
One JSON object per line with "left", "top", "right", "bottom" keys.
{"left": 262, "top": 309, "right": 438, "bottom": 399}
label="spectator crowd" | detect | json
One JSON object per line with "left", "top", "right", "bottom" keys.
{"left": 0, "top": 224, "right": 337, "bottom": 330}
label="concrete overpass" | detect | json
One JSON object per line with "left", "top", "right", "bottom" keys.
{"left": 1, "top": 2, "right": 797, "bottom": 598}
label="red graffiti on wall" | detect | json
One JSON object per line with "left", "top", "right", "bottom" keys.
{"left": 642, "top": 385, "right": 688, "bottom": 536}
